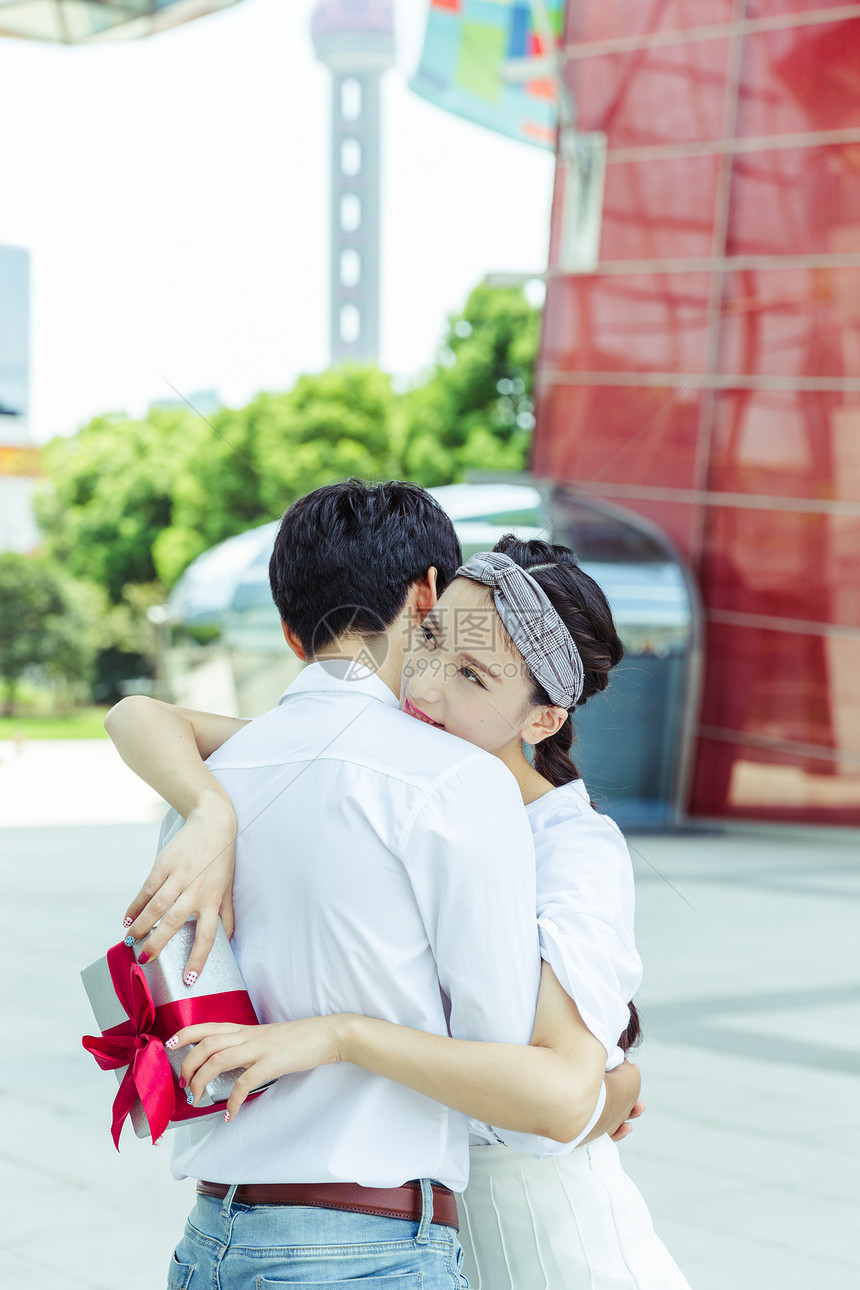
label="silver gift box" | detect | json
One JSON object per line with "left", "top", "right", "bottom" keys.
{"left": 81, "top": 917, "right": 269, "bottom": 1139}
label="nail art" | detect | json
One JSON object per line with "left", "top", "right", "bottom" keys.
{"left": 178, "top": 1075, "right": 186, "bottom": 1088}
{"left": 123, "top": 935, "right": 135, "bottom": 947}
{"left": 223, "top": 1111, "right": 231, "bottom": 1123}
{"left": 138, "top": 952, "right": 150, "bottom": 965}
{"left": 185, "top": 1089, "right": 194, "bottom": 1105}
{"left": 184, "top": 970, "right": 198, "bottom": 987}
{"left": 165, "top": 1036, "right": 179, "bottom": 1050}
{"left": 122, "top": 916, "right": 133, "bottom": 929}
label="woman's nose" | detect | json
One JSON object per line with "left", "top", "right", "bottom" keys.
{"left": 407, "top": 653, "right": 444, "bottom": 703}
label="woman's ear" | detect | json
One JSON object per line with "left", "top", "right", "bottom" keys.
{"left": 521, "top": 705, "right": 568, "bottom": 747}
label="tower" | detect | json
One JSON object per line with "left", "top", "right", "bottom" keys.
{"left": 311, "top": 0, "right": 395, "bottom": 365}
{"left": 0, "top": 244, "right": 39, "bottom": 554}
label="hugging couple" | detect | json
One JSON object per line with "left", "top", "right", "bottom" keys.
{"left": 107, "top": 479, "right": 691, "bottom": 1289}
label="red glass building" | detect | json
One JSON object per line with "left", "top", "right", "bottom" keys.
{"left": 533, "top": 1, "right": 860, "bottom": 825}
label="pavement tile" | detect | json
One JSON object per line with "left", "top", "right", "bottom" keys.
{"left": 0, "top": 1246, "right": 98, "bottom": 1290}
{"left": 668, "top": 1230, "right": 857, "bottom": 1290}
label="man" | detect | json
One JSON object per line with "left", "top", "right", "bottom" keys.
{"left": 110, "top": 481, "right": 637, "bottom": 1286}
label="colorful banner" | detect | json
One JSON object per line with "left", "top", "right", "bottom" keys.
{"left": 410, "top": 1, "right": 564, "bottom": 149}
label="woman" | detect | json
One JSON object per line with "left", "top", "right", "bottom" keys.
{"left": 108, "top": 535, "right": 690, "bottom": 1289}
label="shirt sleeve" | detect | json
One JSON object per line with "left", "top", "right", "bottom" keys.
{"left": 399, "top": 753, "right": 575, "bottom": 1156}
{"left": 536, "top": 808, "right": 643, "bottom": 1069}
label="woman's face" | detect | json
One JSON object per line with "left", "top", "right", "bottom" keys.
{"left": 400, "top": 576, "right": 537, "bottom": 756}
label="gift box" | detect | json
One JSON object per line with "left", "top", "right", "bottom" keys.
{"left": 81, "top": 918, "right": 270, "bottom": 1148}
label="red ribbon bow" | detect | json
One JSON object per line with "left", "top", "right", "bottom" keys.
{"left": 82, "top": 943, "right": 175, "bottom": 1150}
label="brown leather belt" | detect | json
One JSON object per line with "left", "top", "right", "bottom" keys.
{"left": 196, "top": 1179, "right": 459, "bottom": 1230}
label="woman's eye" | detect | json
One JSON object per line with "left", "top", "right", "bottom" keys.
{"left": 420, "top": 623, "right": 436, "bottom": 648}
{"left": 460, "top": 666, "right": 485, "bottom": 688}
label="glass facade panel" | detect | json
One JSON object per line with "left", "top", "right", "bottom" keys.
{"left": 691, "top": 736, "right": 860, "bottom": 822}
{"left": 736, "top": 19, "right": 860, "bottom": 138}
{"left": 566, "top": 1, "right": 733, "bottom": 44}
{"left": 568, "top": 40, "right": 729, "bottom": 147}
{"left": 599, "top": 156, "right": 720, "bottom": 261}
{"left": 535, "top": 381, "right": 703, "bottom": 492}
{"left": 746, "top": 2, "right": 838, "bottom": 16}
{"left": 709, "top": 389, "right": 860, "bottom": 503}
{"left": 702, "top": 506, "right": 860, "bottom": 627}
{"left": 717, "top": 267, "right": 860, "bottom": 379}
{"left": 541, "top": 272, "right": 711, "bottom": 372}
{"left": 698, "top": 621, "right": 859, "bottom": 755}
{"left": 727, "top": 145, "right": 860, "bottom": 258}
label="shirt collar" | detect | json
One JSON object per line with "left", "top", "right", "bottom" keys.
{"left": 279, "top": 659, "right": 400, "bottom": 710}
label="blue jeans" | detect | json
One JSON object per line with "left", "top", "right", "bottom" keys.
{"left": 167, "top": 1180, "right": 469, "bottom": 1288}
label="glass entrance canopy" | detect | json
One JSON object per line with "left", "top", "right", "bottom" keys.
{"left": 0, "top": 0, "right": 243, "bottom": 44}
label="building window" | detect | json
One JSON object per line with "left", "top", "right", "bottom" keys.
{"left": 340, "top": 303, "right": 361, "bottom": 344}
{"left": 340, "top": 248, "right": 361, "bottom": 287}
{"left": 341, "top": 78, "right": 362, "bottom": 122}
{"left": 340, "top": 193, "right": 361, "bottom": 231}
{"left": 341, "top": 137, "right": 361, "bottom": 176}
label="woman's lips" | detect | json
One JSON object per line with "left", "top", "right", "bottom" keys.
{"left": 403, "top": 695, "right": 444, "bottom": 728}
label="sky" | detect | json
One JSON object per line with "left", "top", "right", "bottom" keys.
{"left": 0, "top": 0, "right": 555, "bottom": 444}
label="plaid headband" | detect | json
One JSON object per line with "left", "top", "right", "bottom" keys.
{"left": 456, "top": 551, "right": 585, "bottom": 709}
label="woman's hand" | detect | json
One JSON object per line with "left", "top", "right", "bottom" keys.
{"left": 104, "top": 696, "right": 248, "bottom": 978}
{"left": 123, "top": 793, "right": 237, "bottom": 981}
{"left": 170, "top": 1016, "right": 349, "bottom": 1120}
{"left": 610, "top": 1098, "right": 645, "bottom": 1143}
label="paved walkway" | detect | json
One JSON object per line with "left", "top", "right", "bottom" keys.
{"left": 0, "top": 739, "right": 163, "bottom": 827}
{"left": 1, "top": 743, "right": 857, "bottom": 1288}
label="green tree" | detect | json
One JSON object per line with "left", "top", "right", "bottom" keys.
{"left": 0, "top": 554, "right": 98, "bottom": 714}
{"left": 37, "top": 406, "right": 204, "bottom": 603}
{"left": 153, "top": 365, "right": 406, "bottom": 584}
{"left": 35, "top": 282, "right": 542, "bottom": 607}
{"left": 402, "top": 282, "right": 541, "bottom": 485}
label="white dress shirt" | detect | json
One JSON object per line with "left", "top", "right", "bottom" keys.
{"left": 530, "top": 779, "right": 643, "bottom": 1070}
{"left": 166, "top": 661, "right": 542, "bottom": 1190}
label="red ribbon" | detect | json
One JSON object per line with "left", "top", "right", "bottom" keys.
{"left": 82, "top": 941, "right": 259, "bottom": 1150}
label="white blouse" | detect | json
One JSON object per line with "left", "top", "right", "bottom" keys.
{"left": 468, "top": 778, "right": 641, "bottom": 1155}
{"left": 528, "top": 778, "right": 642, "bottom": 1072}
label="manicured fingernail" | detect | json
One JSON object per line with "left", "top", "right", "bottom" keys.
{"left": 178, "top": 1075, "right": 186, "bottom": 1088}
{"left": 138, "top": 952, "right": 150, "bottom": 965}
{"left": 165, "top": 1036, "right": 179, "bottom": 1050}
{"left": 122, "top": 916, "right": 133, "bottom": 928}
{"left": 223, "top": 1110, "right": 231, "bottom": 1122}
{"left": 185, "top": 1089, "right": 194, "bottom": 1104}
{"left": 123, "top": 935, "right": 135, "bottom": 947}
{"left": 184, "top": 971, "right": 198, "bottom": 987}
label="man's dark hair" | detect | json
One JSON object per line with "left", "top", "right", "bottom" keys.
{"left": 269, "top": 479, "right": 462, "bottom": 657}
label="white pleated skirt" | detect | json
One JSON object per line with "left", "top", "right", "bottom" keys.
{"left": 458, "top": 1139, "right": 691, "bottom": 1290}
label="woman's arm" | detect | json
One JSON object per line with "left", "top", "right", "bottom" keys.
{"left": 176, "top": 963, "right": 639, "bottom": 1144}
{"left": 105, "top": 695, "right": 248, "bottom": 807}
{"left": 104, "top": 696, "right": 248, "bottom": 976}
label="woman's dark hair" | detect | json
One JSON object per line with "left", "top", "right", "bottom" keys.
{"left": 269, "top": 480, "right": 462, "bottom": 657}
{"left": 618, "top": 1001, "right": 641, "bottom": 1053}
{"left": 491, "top": 533, "right": 624, "bottom": 789}
{"left": 492, "top": 534, "right": 641, "bottom": 1050}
